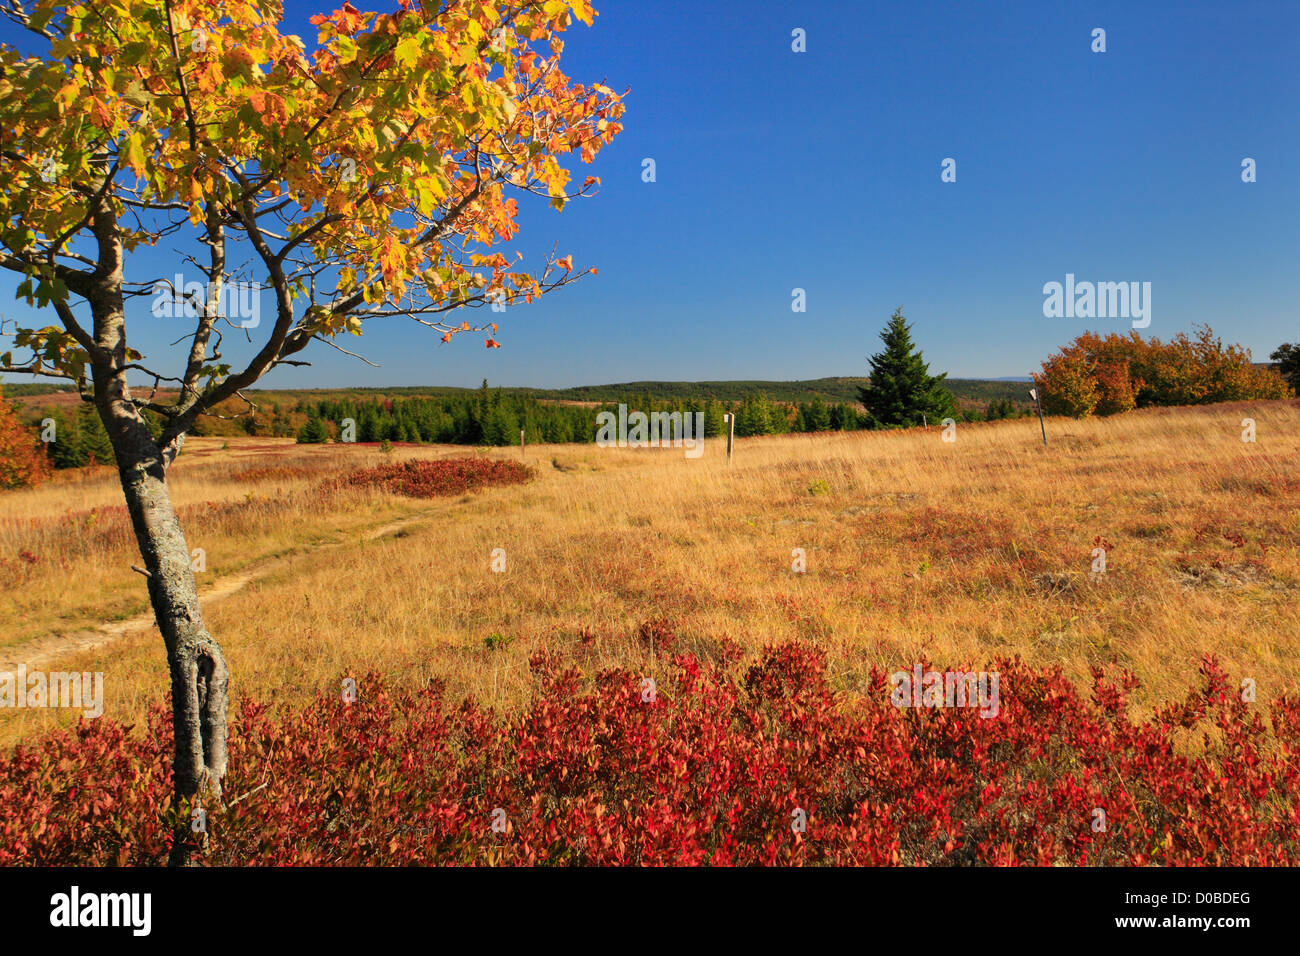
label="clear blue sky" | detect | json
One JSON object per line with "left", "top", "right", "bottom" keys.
{"left": 2, "top": 0, "right": 1297, "bottom": 389}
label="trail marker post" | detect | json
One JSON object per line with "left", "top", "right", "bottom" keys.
{"left": 1029, "top": 388, "right": 1047, "bottom": 447}
{"left": 724, "top": 413, "right": 734, "bottom": 464}
{"left": 520, "top": 429, "right": 526, "bottom": 460}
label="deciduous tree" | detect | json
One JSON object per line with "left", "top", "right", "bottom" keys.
{"left": 1035, "top": 327, "right": 1290, "bottom": 418}
{"left": 0, "top": 382, "right": 51, "bottom": 486}
{"left": 0, "top": 0, "right": 621, "bottom": 863}
{"left": 1270, "top": 343, "right": 1300, "bottom": 394}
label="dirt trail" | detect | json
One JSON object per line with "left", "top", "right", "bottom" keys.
{"left": 0, "top": 511, "right": 430, "bottom": 673}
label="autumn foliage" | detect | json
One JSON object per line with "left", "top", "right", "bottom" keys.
{"left": 332, "top": 457, "right": 531, "bottom": 497}
{"left": 0, "top": 386, "right": 50, "bottom": 489}
{"left": 1033, "top": 326, "right": 1291, "bottom": 418}
{"left": 3, "top": 634, "right": 1297, "bottom": 866}
{"left": 0, "top": 0, "right": 623, "bottom": 388}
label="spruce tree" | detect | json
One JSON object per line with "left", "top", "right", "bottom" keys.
{"left": 802, "top": 398, "right": 831, "bottom": 432}
{"left": 80, "top": 403, "right": 116, "bottom": 465}
{"left": 46, "top": 407, "right": 81, "bottom": 468}
{"left": 703, "top": 399, "right": 725, "bottom": 438}
{"left": 857, "top": 309, "right": 956, "bottom": 427}
{"left": 735, "top": 394, "right": 773, "bottom": 436}
{"left": 297, "top": 413, "right": 328, "bottom": 444}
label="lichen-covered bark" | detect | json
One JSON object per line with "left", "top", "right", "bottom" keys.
{"left": 102, "top": 389, "right": 229, "bottom": 865}
{"left": 83, "top": 203, "right": 229, "bottom": 864}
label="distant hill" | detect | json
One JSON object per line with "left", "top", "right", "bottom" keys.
{"left": 520, "top": 377, "right": 1033, "bottom": 409}
{"left": 3, "top": 376, "right": 1035, "bottom": 411}
{"left": 0, "top": 382, "right": 78, "bottom": 397}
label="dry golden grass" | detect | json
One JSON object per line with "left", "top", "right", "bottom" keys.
{"left": 2, "top": 399, "right": 1297, "bottom": 746}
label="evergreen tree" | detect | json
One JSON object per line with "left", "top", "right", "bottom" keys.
{"left": 81, "top": 403, "right": 116, "bottom": 465}
{"left": 734, "top": 394, "right": 773, "bottom": 437}
{"left": 807, "top": 398, "right": 832, "bottom": 431}
{"left": 984, "top": 398, "right": 1014, "bottom": 421}
{"left": 770, "top": 400, "right": 793, "bottom": 433}
{"left": 297, "top": 413, "right": 328, "bottom": 444}
{"left": 45, "top": 407, "right": 82, "bottom": 468}
{"left": 482, "top": 404, "right": 518, "bottom": 445}
{"left": 857, "top": 309, "right": 956, "bottom": 427}
{"left": 43, "top": 403, "right": 115, "bottom": 468}
{"left": 703, "top": 399, "right": 725, "bottom": 438}
{"left": 358, "top": 406, "right": 380, "bottom": 442}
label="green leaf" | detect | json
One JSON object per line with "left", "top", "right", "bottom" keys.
{"left": 334, "top": 36, "right": 358, "bottom": 62}
{"left": 395, "top": 36, "right": 422, "bottom": 69}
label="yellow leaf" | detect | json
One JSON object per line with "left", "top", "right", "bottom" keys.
{"left": 124, "top": 133, "right": 146, "bottom": 176}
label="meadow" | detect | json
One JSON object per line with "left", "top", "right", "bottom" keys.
{"left": 2, "top": 397, "right": 1297, "bottom": 751}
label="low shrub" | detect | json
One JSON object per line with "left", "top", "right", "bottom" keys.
{"left": 2, "top": 633, "right": 1296, "bottom": 866}
{"left": 332, "top": 457, "right": 532, "bottom": 499}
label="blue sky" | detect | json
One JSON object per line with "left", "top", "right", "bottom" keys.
{"left": 2, "top": 0, "right": 1297, "bottom": 389}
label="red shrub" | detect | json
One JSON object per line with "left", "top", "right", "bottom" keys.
{"left": 332, "top": 457, "right": 531, "bottom": 498}
{"left": 1, "top": 635, "right": 1296, "bottom": 866}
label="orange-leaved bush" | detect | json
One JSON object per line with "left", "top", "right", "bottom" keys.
{"left": 0, "top": 386, "right": 50, "bottom": 489}
{"left": 1034, "top": 326, "right": 1292, "bottom": 418}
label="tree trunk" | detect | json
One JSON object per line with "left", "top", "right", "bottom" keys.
{"left": 107, "top": 406, "right": 228, "bottom": 866}
{"left": 70, "top": 190, "right": 229, "bottom": 864}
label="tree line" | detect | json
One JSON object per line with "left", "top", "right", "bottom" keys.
{"left": 295, "top": 381, "right": 874, "bottom": 445}
{"left": 290, "top": 312, "right": 1036, "bottom": 448}
{"left": 4, "top": 315, "right": 1294, "bottom": 480}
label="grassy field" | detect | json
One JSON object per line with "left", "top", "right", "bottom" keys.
{"left": 1, "top": 398, "right": 1297, "bottom": 747}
